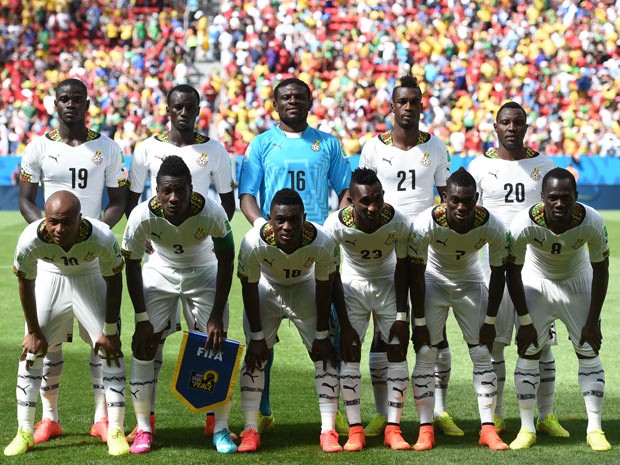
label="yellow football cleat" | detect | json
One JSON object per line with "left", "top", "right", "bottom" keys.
{"left": 433, "top": 412, "right": 464, "bottom": 437}
{"left": 536, "top": 414, "right": 570, "bottom": 438}
{"left": 509, "top": 429, "right": 536, "bottom": 450}
{"left": 586, "top": 430, "right": 612, "bottom": 451}
{"left": 4, "top": 428, "right": 34, "bottom": 456}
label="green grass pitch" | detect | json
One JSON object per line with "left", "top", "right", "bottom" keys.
{"left": 0, "top": 210, "right": 618, "bottom": 464}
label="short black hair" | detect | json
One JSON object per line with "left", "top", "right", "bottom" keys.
{"left": 350, "top": 167, "right": 381, "bottom": 190}
{"left": 156, "top": 155, "right": 192, "bottom": 185}
{"left": 274, "top": 78, "right": 312, "bottom": 100}
{"left": 167, "top": 84, "right": 200, "bottom": 105}
{"left": 446, "top": 167, "right": 476, "bottom": 190}
{"left": 56, "top": 78, "right": 88, "bottom": 96}
{"left": 542, "top": 167, "right": 577, "bottom": 193}
{"left": 392, "top": 75, "right": 421, "bottom": 98}
{"left": 270, "top": 188, "right": 304, "bottom": 212}
{"left": 496, "top": 101, "right": 527, "bottom": 122}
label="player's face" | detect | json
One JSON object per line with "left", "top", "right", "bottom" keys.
{"left": 443, "top": 184, "right": 478, "bottom": 232}
{"left": 494, "top": 107, "right": 528, "bottom": 151}
{"left": 273, "top": 84, "right": 311, "bottom": 128}
{"left": 167, "top": 91, "right": 199, "bottom": 133}
{"left": 157, "top": 176, "right": 192, "bottom": 225}
{"left": 55, "top": 84, "right": 89, "bottom": 125}
{"left": 542, "top": 177, "right": 577, "bottom": 227}
{"left": 268, "top": 204, "right": 305, "bottom": 253}
{"left": 349, "top": 182, "right": 384, "bottom": 230}
{"left": 391, "top": 87, "right": 422, "bottom": 130}
{"left": 44, "top": 206, "right": 81, "bottom": 250}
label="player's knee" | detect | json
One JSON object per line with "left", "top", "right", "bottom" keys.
{"left": 468, "top": 345, "right": 492, "bottom": 366}
{"left": 491, "top": 341, "right": 506, "bottom": 362}
{"left": 415, "top": 344, "right": 437, "bottom": 365}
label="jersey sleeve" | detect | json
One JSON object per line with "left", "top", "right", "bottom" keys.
{"left": 19, "top": 139, "right": 43, "bottom": 184}
{"left": 238, "top": 137, "right": 265, "bottom": 197}
{"left": 433, "top": 138, "right": 451, "bottom": 188}
{"left": 408, "top": 218, "right": 430, "bottom": 265}
{"left": 586, "top": 210, "right": 610, "bottom": 263}
{"left": 314, "top": 235, "right": 338, "bottom": 281}
{"left": 97, "top": 228, "right": 125, "bottom": 277}
{"left": 211, "top": 142, "right": 234, "bottom": 194}
{"left": 13, "top": 224, "right": 40, "bottom": 280}
{"left": 128, "top": 140, "right": 149, "bottom": 194}
{"left": 486, "top": 216, "right": 509, "bottom": 267}
{"left": 121, "top": 208, "right": 148, "bottom": 260}
{"left": 358, "top": 139, "right": 377, "bottom": 171}
{"left": 395, "top": 214, "right": 411, "bottom": 259}
{"left": 237, "top": 232, "right": 261, "bottom": 283}
{"left": 104, "top": 139, "right": 128, "bottom": 188}
{"left": 327, "top": 137, "right": 351, "bottom": 196}
{"left": 205, "top": 199, "right": 233, "bottom": 238}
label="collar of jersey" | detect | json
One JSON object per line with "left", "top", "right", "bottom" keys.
{"left": 154, "top": 132, "right": 209, "bottom": 144}
{"left": 46, "top": 128, "right": 101, "bottom": 143}
{"left": 529, "top": 202, "right": 586, "bottom": 229}
{"left": 432, "top": 204, "right": 489, "bottom": 229}
{"left": 260, "top": 221, "right": 317, "bottom": 247}
{"left": 37, "top": 218, "right": 93, "bottom": 244}
{"left": 148, "top": 192, "right": 206, "bottom": 218}
{"left": 338, "top": 204, "right": 395, "bottom": 229}
{"left": 484, "top": 147, "right": 539, "bottom": 159}
{"left": 378, "top": 130, "right": 430, "bottom": 147}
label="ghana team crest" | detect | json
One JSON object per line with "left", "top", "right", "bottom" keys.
{"left": 303, "top": 256, "right": 315, "bottom": 268}
{"left": 384, "top": 232, "right": 396, "bottom": 245}
{"left": 311, "top": 140, "right": 320, "bottom": 151}
{"left": 530, "top": 167, "right": 541, "bottom": 181}
{"left": 474, "top": 237, "right": 487, "bottom": 249}
{"left": 196, "top": 152, "right": 209, "bottom": 167}
{"left": 194, "top": 227, "right": 207, "bottom": 240}
{"left": 92, "top": 150, "right": 103, "bottom": 165}
{"left": 420, "top": 152, "right": 431, "bottom": 167}
{"left": 83, "top": 251, "right": 96, "bottom": 262}
{"left": 572, "top": 237, "right": 586, "bottom": 249}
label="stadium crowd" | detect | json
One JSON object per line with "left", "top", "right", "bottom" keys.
{"left": 0, "top": 0, "right": 203, "bottom": 156}
{"left": 208, "top": 0, "right": 620, "bottom": 157}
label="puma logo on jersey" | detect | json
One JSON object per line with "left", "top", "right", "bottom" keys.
{"left": 533, "top": 238, "right": 544, "bottom": 246}
{"left": 382, "top": 157, "right": 393, "bottom": 165}
{"left": 48, "top": 154, "right": 60, "bottom": 162}
{"left": 43, "top": 255, "right": 55, "bottom": 262}
{"left": 271, "top": 143, "right": 282, "bottom": 150}
{"left": 436, "top": 238, "right": 448, "bottom": 247}
{"left": 151, "top": 232, "right": 162, "bottom": 239}
{"left": 488, "top": 171, "right": 498, "bottom": 179}
{"left": 344, "top": 239, "right": 358, "bottom": 247}
{"left": 263, "top": 258, "right": 274, "bottom": 267}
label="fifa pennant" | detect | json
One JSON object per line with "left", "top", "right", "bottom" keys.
{"left": 172, "top": 331, "right": 244, "bottom": 412}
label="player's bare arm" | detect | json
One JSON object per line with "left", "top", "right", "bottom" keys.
{"left": 219, "top": 192, "right": 236, "bottom": 220}
{"left": 125, "top": 191, "right": 142, "bottom": 218}
{"left": 18, "top": 277, "right": 48, "bottom": 368}
{"left": 579, "top": 258, "right": 609, "bottom": 355}
{"left": 240, "top": 193, "right": 264, "bottom": 225}
{"left": 479, "top": 264, "right": 505, "bottom": 352}
{"left": 102, "top": 186, "right": 127, "bottom": 228}
{"left": 337, "top": 189, "right": 350, "bottom": 209}
{"left": 389, "top": 257, "right": 410, "bottom": 357}
{"left": 409, "top": 262, "right": 431, "bottom": 353}
{"left": 506, "top": 262, "right": 538, "bottom": 357}
{"left": 311, "top": 277, "right": 337, "bottom": 371}
{"left": 240, "top": 278, "right": 269, "bottom": 372}
{"left": 206, "top": 240, "right": 235, "bottom": 353}
{"left": 125, "top": 258, "right": 156, "bottom": 360}
{"left": 18, "top": 181, "right": 42, "bottom": 223}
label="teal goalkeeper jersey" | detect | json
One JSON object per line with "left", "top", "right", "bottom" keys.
{"left": 238, "top": 125, "right": 351, "bottom": 224}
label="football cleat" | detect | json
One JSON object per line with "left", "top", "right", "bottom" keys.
{"left": 384, "top": 424, "right": 410, "bottom": 450}
{"left": 107, "top": 427, "right": 130, "bottom": 456}
{"left": 509, "top": 429, "right": 536, "bottom": 450}
{"left": 586, "top": 430, "right": 612, "bottom": 451}
{"left": 494, "top": 413, "right": 506, "bottom": 434}
{"left": 335, "top": 410, "right": 349, "bottom": 436}
{"left": 364, "top": 412, "right": 388, "bottom": 437}
{"left": 34, "top": 419, "right": 63, "bottom": 444}
{"left": 433, "top": 412, "right": 464, "bottom": 437}
{"left": 479, "top": 424, "right": 509, "bottom": 450}
{"left": 129, "top": 430, "right": 153, "bottom": 454}
{"left": 213, "top": 429, "right": 237, "bottom": 454}
{"left": 536, "top": 414, "right": 570, "bottom": 438}
{"left": 90, "top": 417, "right": 109, "bottom": 442}
{"left": 127, "top": 414, "right": 156, "bottom": 443}
{"left": 413, "top": 425, "right": 435, "bottom": 451}
{"left": 238, "top": 428, "right": 260, "bottom": 453}
{"left": 320, "top": 429, "right": 342, "bottom": 453}
{"left": 257, "top": 413, "right": 275, "bottom": 434}
{"left": 344, "top": 425, "right": 365, "bottom": 452}
{"left": 4, "top": 428, "right": 34, "bottom": 456}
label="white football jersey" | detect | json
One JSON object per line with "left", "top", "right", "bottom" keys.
{"left": 510, "top": 202, "right": 609, "bottom": 280}
{"left": 129, "top": 133, "right": 234, "bottom": 196}
{"left": 323, "top": 204, "right": 410, "bottom": 280}
{"left": 20, "top": 128, "right": 127, "bottom": 219}
{"left": 237, "top": 222, "right": 338, "bottom": 285}
{"left": 14, "top": 217, "right": 124, "bottom": 278}
{"left": 409, "top": 204, "right": 508, "bottom": 283}
{"left": 359, "top": 131, "right": 451, "bottom": 219}
{"left": 122, "top": 192, "right": 231, "bottom": 268}
{"left": 468, "top": 148, "right": 556, "bottom": 228}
